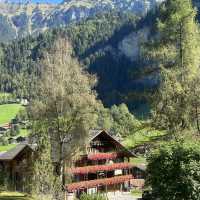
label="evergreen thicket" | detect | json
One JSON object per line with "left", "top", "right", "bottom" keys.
{"left": 144, "top": 0, "right": 200, "bottom": 134}
{"left": 0, "top": 12, "right": 142, "bottom": 110}
{"left": 145, "top": 0, "right": 200, "bottom": 199}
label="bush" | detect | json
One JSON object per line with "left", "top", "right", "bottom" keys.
{"left": 80, "top": 193, "right": 107, "bottom": 200}
{"left": 145, "top": 141, "right": 200, "bottom": 200}
{"left": 10, "top": 124, "right": 20, "bottom": 136}
{"left": 0, "top": 137, "right": 8, "bottom": 145}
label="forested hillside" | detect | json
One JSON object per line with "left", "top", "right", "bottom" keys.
{"left": 1, "top": 0, "right": 200, "bottom": 115}
{"left": 0, "top": 0, "right": 163, "bottom": 43}
{"left": 0, "top": 11, "right": 159, "bottom": 115}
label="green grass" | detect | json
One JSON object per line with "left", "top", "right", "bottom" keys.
{"left": 123, "top": 128, "right": 167, "bottom": 149}
{"left": 131, "top": 156, "right": 147, "bottom": 164}
{"left": 0, "top": 144, "right": 16, "bottom": 152}
{"left": 131, "top": 189, "right": 142, "bottom": 198}
{"left": 0, "top": 93, "right": 12, "bottom": 98}
{"left": 0, "top": 192, "right": 34, "bottom": 200}
{"left": 0, "top": 104, "right": 23, "bottom": 125}
{"left": 0, "top": 129, "right": 29, "bottom": 152}
{"left": 19, "top": 129, "right": 29, "bottom": 137}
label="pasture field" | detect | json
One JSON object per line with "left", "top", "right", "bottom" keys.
{"left": 0, "top": 192, "right": 34, "bottom": 200}
{"left": 0, "top": 104, "right": 23, "bottom": 125}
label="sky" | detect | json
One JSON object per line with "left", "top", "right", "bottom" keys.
{"left": 31, "top": 0, "right": 62, "bottom": 3}
{"left": 1, "top": 0, "right": 63, "bottom": 4}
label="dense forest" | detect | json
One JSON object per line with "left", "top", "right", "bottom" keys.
{"left": 1, "top": 0, "right": 200, "bottom": 200}
{"left": 0, "top": 10, "right": 159, "bottom": 115}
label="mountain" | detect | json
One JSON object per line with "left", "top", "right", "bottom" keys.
{"left": 0, "top": 11, "right": 158, "bottom": 116}
{"left": 1, "top": 0, "right": 199, "bottom": 115}
{"left": 0, "top": 0, "right": 164, "bottom": 42}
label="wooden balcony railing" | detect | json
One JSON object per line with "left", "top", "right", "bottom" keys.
{"left": 66, "top": 175, "right": 133, "bottom": 192}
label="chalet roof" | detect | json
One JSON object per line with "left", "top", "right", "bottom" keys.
{"left": 133, "top": 164, "right": 147, "bottom": 171}
{"left": 88, "top": 130, "right": 135, "bottom": 157}
{"left": 0, "top": 144, "right": 34, "bottom": 161}
{"left": 88, "top": 129, "right": 121, "bottom": 142}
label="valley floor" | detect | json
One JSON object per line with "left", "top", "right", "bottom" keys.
{"left": 107, "top": 192, "right": 141, "bottom": 200}
{"left": 0, "top": 192, "right": 34, "bottom": 200}
{"left": 0, "top": 191, "right": 142, "bottom": 200}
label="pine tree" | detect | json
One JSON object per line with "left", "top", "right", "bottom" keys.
{"left": 145, "top": 0, "right": 200, "bottom": 134}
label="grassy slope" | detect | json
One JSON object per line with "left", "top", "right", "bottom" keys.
{"left": 123, "top": 128, "right": 166, "bottom": 149}
{"left": 0, "top": 129, "right": 29, "bottom": 152}
{"left": 0, "top": 192, "right": 34, "bottom": 200}
{"left": 131, "top": 156, "right": 147, "bottom": 164}
{"left": 0, "top": 103, "right": 24, "bottom": 152}
{"left": 0, "top": 104, "right": 23, "bottom": 125}
{"left": 18, "top": 129, "right": 29, "bottom": 137}
{"left": 123, "top": 128, "right": 167, "bottom": 164}
{"left": 0, "top": 93, "right": 11, "bottom": 98}
{"left": 0, "top": 144, "right": 16, "bottom": 152}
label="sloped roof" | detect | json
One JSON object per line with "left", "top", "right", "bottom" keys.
{"left": 134, "top": 164, "right": 147, "bottom": 171}
{"left": 0, "top": 144, "right": 34, "bottom": 161}
{"left": 88, "top": 129, "right": 121, "bottom": 142}
{"left": 88, "top": 130, "right": 135, "bottom": 157}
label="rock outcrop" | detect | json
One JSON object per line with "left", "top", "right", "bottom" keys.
{"left": 0, "top": 0, "right": 164, "bottom": 42}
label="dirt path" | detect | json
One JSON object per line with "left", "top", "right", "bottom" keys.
{"left": 107, "top": 191, "right": 141, "bottom": 200}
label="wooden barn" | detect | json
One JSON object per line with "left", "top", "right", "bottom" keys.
{"left": 66, "top": 130, "right": 138, "bottom": 197}
{"left": 0, "top": 144, "right": 34, "bottom": 192}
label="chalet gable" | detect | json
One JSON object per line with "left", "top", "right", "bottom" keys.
{"left": 0, "top": 144, "right": 34, "bottom": 161}
{"left": 87, "top": 130, "right": 135, "bottom": 157}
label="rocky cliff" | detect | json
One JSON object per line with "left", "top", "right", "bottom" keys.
{"left": 0, "top": 0, "right": 164, "bottom": 42}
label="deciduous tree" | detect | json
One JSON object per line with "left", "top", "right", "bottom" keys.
{"left": 29, "top": 38, "right": 99, "bottom": 196}
{"left": 145, "top": 141, "right": 200, "bottom": 200}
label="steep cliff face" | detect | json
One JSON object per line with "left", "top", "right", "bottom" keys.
{"left": 118, "top": 27, "right": 150, "bottom": 61}
{"left": 0, "top": 0, "right": 164, "bottom": 42}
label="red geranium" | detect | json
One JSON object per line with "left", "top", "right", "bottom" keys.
{"left": 66, "top": 175, "right": 133, "bottom": 192}
{"left": 69, "top": 163, "right": 133, "bottom": 175}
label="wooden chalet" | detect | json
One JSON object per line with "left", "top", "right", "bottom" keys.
{"left": 66, "top": 130, "right": 136, "bottom": 197}
{"left": 0, "top": 130, "right": 146, "bottom": 196}
{"left": 0, "top": 144, "right": 34, "bottom": 192}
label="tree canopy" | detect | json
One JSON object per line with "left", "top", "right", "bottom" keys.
{"left": 29, "top": 38, "right": 99, "bottom": 197}
{"left": 145, "top": 0, "right": 200, "bottom": 134}
{"left": 146, "top": 140, "right": 200, "bottom": 200}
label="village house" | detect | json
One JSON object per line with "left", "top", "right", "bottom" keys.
{"left": 66, "top": 130, "right": 145, "bottom": 198}
{"left": 0, "top": 144, "right": 34, "bottom": 192}
{"left": 0, "top": 130, "right": 146, "bottom": 195}
{"left": 0, "top": 127, "right": 7, "bottom": 136}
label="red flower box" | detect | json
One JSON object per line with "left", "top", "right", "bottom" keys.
{"left": 66, "top": 175, "right": 133, "bottom": 192}
{"left": 69, "top": 163, "right": 133, "bottom": 175}
{"left": 88, "top": 153, "right": 123, "bottom": 160}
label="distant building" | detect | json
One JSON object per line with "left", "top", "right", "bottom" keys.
{"left": 16, "top": 136, "right": 27, "bottom": 143}
{"left": 0, "top": 144, "right": 35, "bottom": 192}
{"left": 0, "top": 127, "right": 7, "bottom": 135}
{"left": 1, "top": 123, "right": 11, "bottom": 130}
{"left": 132, "top": 164, "right": 146, "bottom": 179}
{"left": 131, "top": 164, "right": 146, "bottom": 189}
{"left": 20, "top": 99, "right": 29, "bottom": 106}
{"left": 8, "top": 137, "right": 17, "bottom": 144}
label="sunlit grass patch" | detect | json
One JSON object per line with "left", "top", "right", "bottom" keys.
{"left": 0, "top": 144, "right": 16, "bottom": 152}
{"left": 0, "top": 191, "right": 34, "bottom": 200}
{"left": 0, "top": 104, "right": 23, "bottom": 125}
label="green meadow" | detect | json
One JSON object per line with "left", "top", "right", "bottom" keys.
{"left": 0, "top": 104, "right": 23, "bottom": 125}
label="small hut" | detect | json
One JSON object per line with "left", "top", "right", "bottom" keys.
{"left": 0, "top": 144, "right": 34, "bottom": 192}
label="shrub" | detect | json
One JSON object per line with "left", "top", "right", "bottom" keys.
{"left": 80, "top": 193, "right": 107, "bottom": 200}
{"left": 145, "top": 141, "right": 200, "bottom": 200}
